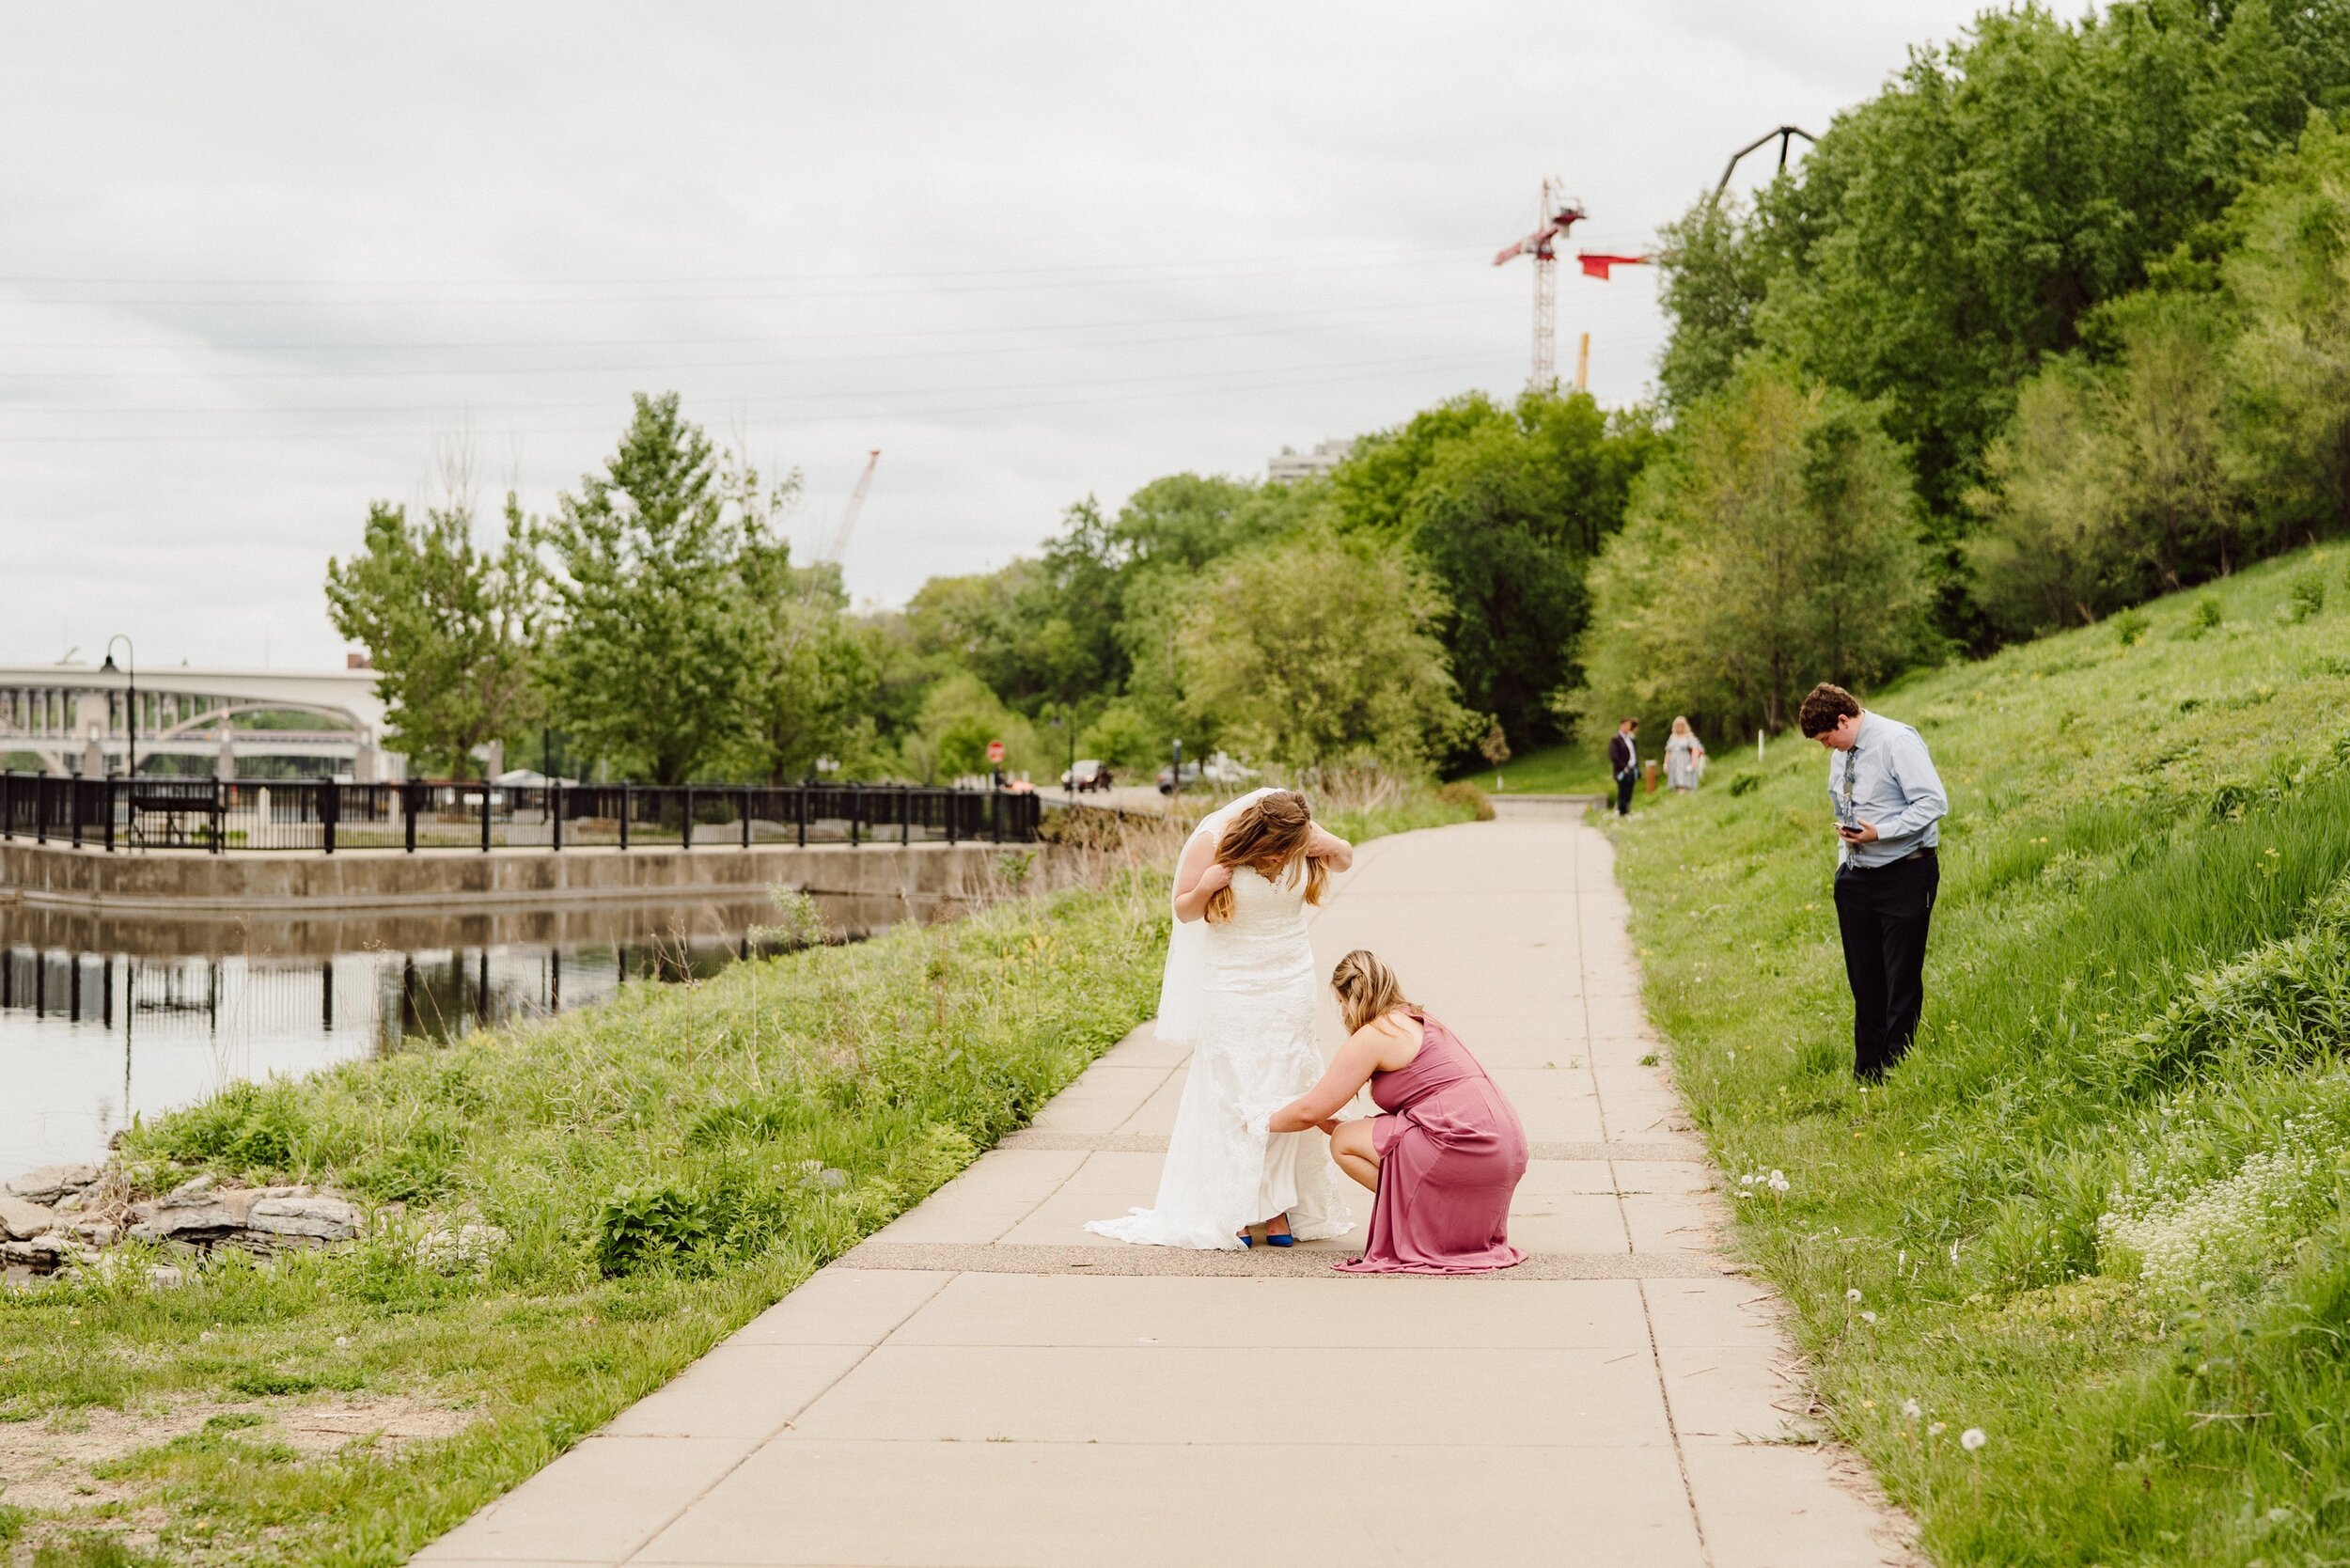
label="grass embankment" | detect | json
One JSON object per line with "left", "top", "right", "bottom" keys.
{"left": 1611, "top": 548, "right": 2350, "bottom": 1563}
{"left": 0, "top": 785, "right": 1472, "bottom": 1567}
{"left": 1459, "top": 737, "right": 1642, "bottom": 798}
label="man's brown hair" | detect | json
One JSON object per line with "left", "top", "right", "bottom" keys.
{"left": 1798, "top": 682, "right": 1862, "bottom": 738}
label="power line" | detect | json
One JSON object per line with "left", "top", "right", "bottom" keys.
{"left": 0, "top": 243, "right": 1472, "bottom": 290}
{"left": 0, "top": 300, "right": 1517, "bottom": 380}
{"left": 0, "top": 350, "right": 1511, "bottom": 443}
{"left": 0, "top": 251, "right": 1480, "bottom": 308}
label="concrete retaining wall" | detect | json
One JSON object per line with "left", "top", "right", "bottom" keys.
{"left": 0, "top": 839, "right": 1033, "bottom": 914}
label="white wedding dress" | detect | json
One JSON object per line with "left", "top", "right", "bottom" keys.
{"left": 1087, "top": 790, "right": 1354, "bottom": 1250}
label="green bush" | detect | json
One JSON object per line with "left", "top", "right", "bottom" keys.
{"left": 2112, "top": 606, "right": 2151, "bottom": 646}
{"left": 1433, "top": 780, "right": 1494, "bottom": 821}
{"left": 2290, "top": 568, "right": 2327, "bottom": 622}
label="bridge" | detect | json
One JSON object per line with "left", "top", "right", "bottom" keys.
{"left": 0, "top": 662, "right": 401, "bottom": 781}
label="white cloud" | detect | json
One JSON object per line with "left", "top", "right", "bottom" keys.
{"left": 0, "top": 0, "right": 1987, "bottom": 667}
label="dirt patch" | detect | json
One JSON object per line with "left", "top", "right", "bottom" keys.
{"left": 0, "top": 1394, "right": 470, "bottom": 1514}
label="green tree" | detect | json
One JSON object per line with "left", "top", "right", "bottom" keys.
{"left": 1176, "top": 530, "right": 1474, "bottom": 775}
{"left": 1657, "top": 0, "right": 2350, "bottom": 527}
{"left": 323, "top": 494, "right": 540, "bottom": 778}
{"left": 1328, "top": 389, "right": 1660, "bottom": 755}
{"left": 1965, "top": 290, "right": 2240, "bottom": 637}
{"left": 732, "top": 542, "right": 883, "bottom": 785}
{"left": 537, "top": 393, "right": 763, "bottom": 785}
{"left": 2223, "top": 112, "right": 2350, "bottom": 543}
{"left": 1963, "top": 364, "right": 2131, "bottom": 637}
{"left": 901, "top": 673, "right": 1043, "bottom": 784}
{"left": 1579, "top": 364, "right": 1932, "bottom": 736}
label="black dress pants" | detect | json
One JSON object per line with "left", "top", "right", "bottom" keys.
{"left": 1614, "top": 772, "right": 1636, "bottom": 816}
{"left": 1832, "top": 850, "right": 1938, "bottom": 1081}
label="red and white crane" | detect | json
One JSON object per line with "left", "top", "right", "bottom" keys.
{"left": 1492, "top": 178, "right": 1587, "bottom": 390}
{"left": 1494, "top": 179, "right": 1654, "bottom": 390}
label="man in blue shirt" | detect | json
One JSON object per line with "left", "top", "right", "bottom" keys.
{"left": 1799, "top": 682, "right": 1949, "bottom": 1082}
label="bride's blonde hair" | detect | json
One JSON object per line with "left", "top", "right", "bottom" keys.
{"left": 1204, "top": 790, "right": 1325, "bottom": 924}
{"left": 1330, "top": 949, "right": 1412, "bottom": 1034}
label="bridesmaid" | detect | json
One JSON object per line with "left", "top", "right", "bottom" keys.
{"left": 1263, "top": 949, "right": 1528, "bottom": 1274}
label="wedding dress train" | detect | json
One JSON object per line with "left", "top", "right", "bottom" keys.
{"left": 1087, "top": 790, "right": 1353, "bottom": 1250}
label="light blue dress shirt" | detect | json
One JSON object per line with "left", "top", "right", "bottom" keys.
{"left": 1827, "top": 712, "right": 1948, "bottom": 869}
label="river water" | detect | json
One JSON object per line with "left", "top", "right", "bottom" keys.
{"left": 0, "top": 891, "right": 917, "bottom": 1176}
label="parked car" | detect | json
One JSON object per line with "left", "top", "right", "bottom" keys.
{"left": 1154, "top": 760, "right": 1202, "bottom": 794}
{"left": 1060, "top": 759, "right": 1114, "bottom": 792}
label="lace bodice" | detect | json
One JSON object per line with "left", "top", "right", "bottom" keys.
{"left": 1203, "top": 865, "right": 1311, "bottom": 990}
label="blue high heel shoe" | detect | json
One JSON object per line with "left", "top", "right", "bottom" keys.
{"left": 1263, "top": 1215, "right": 1296, "bottom": 1248}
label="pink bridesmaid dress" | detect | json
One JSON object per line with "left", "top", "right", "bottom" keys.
{"left": 1335, "top": 1011, "right": 1528, "bottom": 1275}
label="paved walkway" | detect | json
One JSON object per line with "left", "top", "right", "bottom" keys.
{"left": 415, "top": 819, "right": 1909, "bottom": 1567}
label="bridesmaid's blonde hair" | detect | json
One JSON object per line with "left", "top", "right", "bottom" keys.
{"left": 1330, "top": 949, "right": 1412, "bottom": 1034}
{"left": 1205, "top": 790, "right": 1325, "bottom": 923}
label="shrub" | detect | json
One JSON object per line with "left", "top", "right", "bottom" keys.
{"left": 2184, "top": 595, "right": 2224, "bottom": 638}
{"left": 590, "top": 1184, "right": 713, "bottom": 1278}
{"left": 2289, "top": 568, "right": 2327, "bottom": 622}
{"left": 2112, "top": 606, "right": 2151, "bottom": 646}
{"left": 1433, "top": 780, "right": 1495, "bottom": 821}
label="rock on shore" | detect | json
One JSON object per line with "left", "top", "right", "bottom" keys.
{"left": 1, "top": 1163, "right": 363, "bottom": 1282}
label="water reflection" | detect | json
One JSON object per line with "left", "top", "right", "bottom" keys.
{"left": 0, "top": 892, "right": 918, "bottom": 1175}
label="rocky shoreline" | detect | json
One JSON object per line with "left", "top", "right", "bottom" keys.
{"left": 1, "top": 1162, "right": 362, "bottom": 1285}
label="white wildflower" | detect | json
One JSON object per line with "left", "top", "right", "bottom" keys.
{"left": 2098, "top": 1122, "right": 2332, "bottom": 1302}
{"left": 1901, "top": 1398, "right": 1921, "bottom": 1419}
{"left": 1846, "top": 1288, "right": 1863, "bottom": 1303}
{"left": 1960, "top": 1427, "right": 1987, "bottom": 1451}
{"left": 1861, "top": 1310, "right": 1877, "bottom": 1325}
{"left": 1928, "top": 1421, "right": 1946, "bottom": 1437}
{"left": 1739, "top": 1174, "right": 1755, "bottom": 1186}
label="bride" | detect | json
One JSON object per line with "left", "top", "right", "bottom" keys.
{"left": 1087, "top": 787, "right": 1355, "bottom": 1250}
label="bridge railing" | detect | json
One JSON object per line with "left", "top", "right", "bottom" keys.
{"left": 0, "top": 773, "right": 1042, "bottom": 854}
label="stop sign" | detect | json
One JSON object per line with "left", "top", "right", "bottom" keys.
{"left": 986, "top": 740, "right": 1006, "bottom": 763}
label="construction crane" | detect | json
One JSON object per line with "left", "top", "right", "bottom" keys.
{"left": 818, "top": 448, "right": 881, "bottom": 566}
{"left": 1493, "top": 178, "right": 1587, "bottom": 389}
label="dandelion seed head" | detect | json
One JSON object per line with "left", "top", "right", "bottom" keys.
{"left": 1861, "top": 1310, "right": 1878, "bottom": 1325}
{"left": 1846, "top": 1288, "right": 1863, "bottom": 1303}
{"left": 1961, "top": 1427, "right": 1987, "bottom": 1451}
{"left": 1902, "top": 1398, "right": 1922, "bottom": 1419}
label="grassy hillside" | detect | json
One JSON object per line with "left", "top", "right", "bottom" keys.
{"left": 1611, "top": 547, "right": 2350, "bottom": 1564}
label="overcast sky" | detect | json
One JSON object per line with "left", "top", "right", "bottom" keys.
{"left": 0, "top": 0, "right": 1997, "bottom": 672}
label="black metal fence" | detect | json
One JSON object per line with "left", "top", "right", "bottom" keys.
{"left": 0, "top": 773, "right": 1042, "bottom": 855}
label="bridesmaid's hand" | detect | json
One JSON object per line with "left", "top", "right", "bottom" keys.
{"left": 1314, "top": 1118, "right": 1340, "bottom": 1136}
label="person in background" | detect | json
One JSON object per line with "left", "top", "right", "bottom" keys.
{"left": 1799, "top": 682, "right": 1949, "bottom": 1083}
{"left": 1664, "top": 716, "right": 1707, "bottom": 793}
{"left": 1606, "top": 717, "right": 1639, "bottom": 816}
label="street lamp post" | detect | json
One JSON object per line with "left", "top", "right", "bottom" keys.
{"left": 101, "top": 635, "right": 134, "bottom": 779}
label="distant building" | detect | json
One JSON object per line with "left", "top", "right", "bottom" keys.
{"left": 1267, "top": 437, "right": 1354, "bottom": 484}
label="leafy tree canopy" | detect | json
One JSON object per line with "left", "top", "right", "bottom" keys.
{"left": 323, "top": 493, "right": 541, "bottom": 778}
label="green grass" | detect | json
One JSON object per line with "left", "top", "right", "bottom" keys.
{"left": 1610, "top": 545, "right": 2350, "bottom": 1563}
{"left": 1461, "top": 733, "right": 1738, "bottom": 800}
{"left": 0, "top": 784, "right": 1474, "bottom": 1566}
{"left": 0, "top": 875, "right": 1163, "bottom": 1566}
{"left": 1457, "top": 737, "right": 1616, "bottom": 796}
